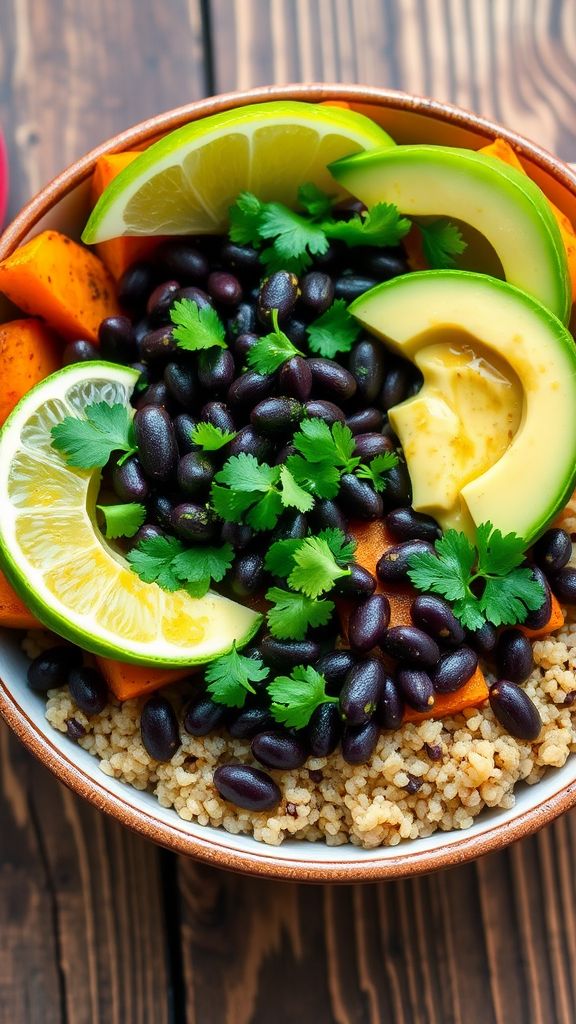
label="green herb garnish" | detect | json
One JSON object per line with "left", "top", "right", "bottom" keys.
{"left": 97, "top": 502, "right": 146, "bottom": 539}
{"left": 306, "top": 299, "right": 362, "bottom": 358}
{"left": 170, "top": 298, "right": 226, "bottom": 351}
{"left": 189, "top": 422, "right": 237, "bottom": 451}
{"left": 324, "top": 202, "right": 410, "bottom": 248}
{"left": 205, "top": 645, "right": 269, "bottom": 709}
{"left": 268, "top": 665, "right": 338, "bottom": 728}
{"left": 211, "top": 453, "right": 312, "bottom": 530}
{"left": 51, "top": 402, "right": 137, "bottom": 469}
{"left": 285, "top": 418, "right": 399, "bottom": 501}
{"left": 246, "top": 309, "right": 302, "bottom": 374}
{"left": 127, "top": 535, "right": 233, "bottom": 598}
{"left": 265, "top": 587, "right": 335, "bottom": 640}
{"left": 418, "top": 219, "right": 467, "bottom": 269}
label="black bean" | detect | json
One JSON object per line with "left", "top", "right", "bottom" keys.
{"left": 424, "top": 742, "right": 443, "bottom": 761}
{"left": 304, "top": 399, "right": 345, "bottom": 425}
{"left": 118, "top": 261, "right": 158, "bottom": 314}
{"left": 496, "top": 629, "right": 534, "bottom": 684}
{"left": 258, "top": 271, "right": 300, "bottom": 323}
{"left": 27, "top": 645, "right": 83, "bottom": 693}
{"left": 396, "top": 668, "right": 435, "bottom": 711}
{"left": 208, "top": 270, "right": 243, "bottom": 306}
{"left": 376, "top": 540, "right": 435, "bottom": 583}
{"left": 133, "top": 523, "right": 165, "bottom": 545}
{"left": 376, "top": 674, "right": 404, "bottom": 729}
{"left": 173, "top": 413, "right": 198, "bottom": 454}
{"left": 411, "top": 594, "right": 465, "bottom": 646}
{"left": 272, "top": 511, "right": 308, "bottom": 541}
{"left": 197, "top": 349, "right": 235, "bottom": 393}
{"left": 300, "top": 271, "right": 334, "bottom": 315}
{"left": 220, "top": 241, "right": 261, "bottom": 276}
{"left": 171, "top": 503, "right": 217, "bottom": 542}
{"left": 309, "top": 499, "right": 347, "bottom": 533}
{"left": 228, "top": 370, "right": 276, "bottom": 407}
{"left": 385, "top": 507, "right": 442, "bottom": 543}
{"left": 134, "top": 406, "right": 178, "bottom": 483}
{"left": 381, "top": 626, "right": 440, "bottom": 667}
{"left": 431, "top": 647, "right": 479, "bottom": 693}
{"left": 334, "top": 564, "right": 377, "bottom": 599}
{"left": 131, "top": 362, "right": 151, "bottom": 394}
{"left": 357, "top": 248, "right": 409, "bottom": 279}
{"left": 489, "top": 680, "right": 542, "bottom": 740}
{"left": 550, "top": 567, "right": 576, "bottom": 604}
{"left": 135, "top": 380, "right": 174, "bottom": 412}
{"left": 62, "top": 339, "right": 99, "bottom": 364}
{"left": 175, "top": 285, "right": 213, "bottom": 311}
{"left": 348, "top": 339, "right": 387, "bottom": 402}
{"left": 533, "top": 528, "right": 572, "bottom": 574}
{"left": 214, "top": 764, "right": 281, "bottom": 810}
{"left": 307, "top": 358, "right": 357, "bottom": 402}
{"left": 226, "top": 707, "right": 273, "bottom": 740}
{"left": 380, "top": 362, "right": 411, "bottom": 411}
{"left": 348, "top": 595, "right": 391, "bottom": 652}
{"left": 523, "top": 567, "right": 553, "bottom": 629}
{"left": 306, "top": 702, "right": 341, "bottom": 757}
{"left": 221, "top": 521, "right": 254, "bottom": 550}
{"left": 133, "top": 317, "right": 154, "bottom": 346}
{"left": 278, "top": 356, "right": 313, "bottom": 401}
{"left": 156, "top": 240, "right": 209, "bottom": 282}
{"left": 231, "top": 550, "right": 266, "bottom": 597}
{"left": 140, "top": 696, "right": 180, "bottom": 761}
{"left": 353, "top": 432, "right": 395, "bottom": 460}
{"left": 139, "top": 325, "right": 176, "bottom": 361}
{"left": 342, "top": 720, "right": 380, "bottom": 764}
{"left": 66, "top": 718, "right": 86, "bottom": 741}
{"left": 147, "top": 280, "right": 180, "bottom": 324}
{"left": 283, "top": 318, "right": 308, "bottom": 346}
{"left": 164, "top": 360, "right": 197, "bottom": 407}
{"left": 68, "top": 666, "right": 108, "bottom": 716}
{"left": 183, "top": 694, "right": 227, "bottom": 736}
{"left": 200, "top": 401, "right": 236, "bottom": 435}
{"left": 227, "top": 302, "right": 257, "bottom": 337}
{"left": 98, "top": 316, "right": 138, "bottom": 363}
{"left": 345, "top": 408, "right": 384, "bottom": 435}
{"left": 274, "top": 443, "right": 297, "bottom": 465}
{"left": 147, "top": 493, "right": 175, "bottom": 530}
{"left": 382, "top": 461, "right": 412, "bottom": 508}
{"left": 110, "top": 455, "right": 148, "bottom": 503}
{"left": 228, "top": 425, "right": 275, "bottom": 462}
{"left": 340, "top": 657, "right": 385, "bottom": 725}
{"left": 334, "top": 274, "right": 379, "bottom": 302}
{"left": 260, "top": 635, "right": 321, "bottom": 667}
{"left": 234, "top": 332, "right": 259, "bottom": 361}
{"left": 251, "top": 731, "right": 307, "bottom": 770}
{"left": 465, "top": 621, "right": 498, "bottom": 656}
{"left": 314, "top": 650, "right": 357, "bottom": 692}
{"left": 251, "top": 397, "right": 304, "bottom": 436}
{"left": 339, "top": 474, "right": 383, "bottom": 520}
{"left": 177, "top": 452, "right": 214, "bottom": 498}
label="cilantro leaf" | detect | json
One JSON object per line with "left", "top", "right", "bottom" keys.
{"left": 216, "top": 453, "right": 280, "bottom": 492}
{"left": 171, "top": 543, "right": 234, "bottom": 598}
{"left": 246, "top": 489, "right": 284, "bottom": 531}
{"left": 480, "top": 568, "right": 545, "bottom": 627}
{"left": 288, "top": 536, "right": 351, "bottom": 598}
{"left": 51, "top": 402, "right": 137, "bottom": 469}
{"left": 268, "top": 665, "right": 338, "bottom": 728}
{"left": 212, "top": 454, "right": 297, "bottom": 531}
{"left": 324, "top": 202, "right": 410, "bottom": 248}
{"left": 330, "top": 421, "right": 357, "bottom": 467}
{"left": 298, "top": 183, "right": 333, "bottom": 219}
{"left": 475, "top": 522, "right": 526, "bottom": 576}
{"left": 264, "top": 538, "right": 303, "bottom": 578}
{"left": 279, "top": 465, "right": 314, "bottom": 513}
{"left": 228, "top": 192, "right": 264, "bottom": 246}
{"left": 355, "top": 451, "right": 399, "bottom": 492}
{"left": 266, "top": 587, "right": 334, "bottom": 640}
{"left": 452, "top": 595, "right": 486, "bottom": 632}
{"left": 259, "top": 203, "right": 329, "bottom": 274}
{"left": 205, "top": 644, "right": 269, "bottom": 709}
{"left": 97, "top": 502, "right": 145, "bottom": 540}
{"left": 418, "top": 219, "right": 467, "bottom": 269}
{"left": 190, "top": 422, "right": 236, "bottom": 451}
{"left": 306, "top": 299, "right": 362, "bottom": 358}
{"left": 210, "top": 484, "right": 255, "bottom": 523}
{"left": 246, "top": 309, "right": 301, "bottom": 374}
{"left": 292, "top": 417, "right": 335, "bottom": 462}
{"left": 407, "top": 530, "right": 475, "bottom": 602}
{"left": 319, "top": 527, "right": 356, "bottom": 565}
{"left": 170, "top": 299, "right": 226, "bottom": 351}
{"left": 127, "top": 535, "right": 186, "bottom": 592}
{"left": 285, "top": 455, "right": 341, "bottom": 500}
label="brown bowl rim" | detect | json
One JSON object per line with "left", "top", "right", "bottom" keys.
{"left": 2, "top": 82, "right": 576, "bottom": 881}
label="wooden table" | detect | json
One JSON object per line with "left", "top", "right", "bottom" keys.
{"left": 1, "top": 2, "right": 576, "bottom": 1021}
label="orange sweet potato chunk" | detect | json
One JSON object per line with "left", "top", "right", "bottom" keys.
{"left": 0, "top": 569, "right": 40, "bottom": 628}
{"left": 96, "top": 656, "right": 197, "bottom": 702}
{"left": 403, "top": 667, "right": 488, "bottom": 723}
{"left": 0, "top": 318, "right": 61, "bottom": 425}
{"left": 0, "top": 230, "right": 120, "bottom": 341}
{"left": 519, "top": 592, "right": 565, "bottom": 639}
{"left": 91, "top": 153, "right": 161, "bottom": 279}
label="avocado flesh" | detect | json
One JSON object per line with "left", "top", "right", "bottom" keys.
{"left": 330, "top": 144, "right": 571, "bottom": 324}
{"left": 350, "top": 271, "right": 576, "bottom": 543}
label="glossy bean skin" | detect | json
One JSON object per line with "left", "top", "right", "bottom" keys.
{"left": 339, "top": 658, "right": 385, "bottom": 725}
{"left": 306, "top": 702, "right": 341, "bottom": 757}
{"left": 147, "top": 280, "right": 180, "bottom": 324}
{"left": 220, "top": 242, "right": 261, "bottom": 277}
{"left": 183, "top": 694, "right": 227, "bottom": 736}
{"left": 300, "top": 272, "right": 334, "bottom": 315}
{"left": 68, "top": 667, "right": 108, "bottom": 716}
{"left": 314, "top": 650, "right": 357, "bottom": 692}
{"left": 62, "top": 339, "right": 99, "bottom": 364}
{"left": 163, "top": 361, "right": 197, "bottom": 407}
{"left": 258, "top": 271, "right": 300, "bottom": 323}
{"left": 230, "top": 551, "right": 266, "bottom": 597}
{"left": 380, "top": 626, "right": 440, "bottom": 667}
{"left": 376, "top": 675, "right": 404, "bottom": 730}
{"left": 411, "top": 594, "right": 465, "bottom": 646}
{"left": 304, "top": 399, "right": 345, "bottom": 425}
{"left": 134, "top": 406, "right": 178, "bottom": 483}
{"left": 358, "top": 249, "right": 409, "bottom": 279}
{"left": 228, "top": 425, "right": 275, "bottom": 462}
{"left": 197, "top": 349, "right": 235, "bottom": 393}
{"left": 496, "top": 629, "right": 534, "bottom": 684}
{"left": 341, "top": 720, "right": 380, "bottom": 765}
{"left": 139, "top": 325, "right": 176, "bottom": 361}
{"left": 523, "top": 566, "right": 552, "bottom": 629}
{"left": 278, "top": 356, "right": 313, "bottom": 401}
{"left": 228, "top": 370, "right": 276, "bottom": 407}
{"left": 345, "top": 408, "right": 384, "bottom": 435}
{"left": 385, "top": 507, "right": 441, "bottom": 543}
{"left": 334, "top": 275, "right": 379, "bottom": 302}
{"left": 227, "top": 707, "right": 275, "bottom": 740}
{"left": 135, "top": 380, "right": 173, "bottom": 412}
{"left": 251, "top": 731, "right": 307, "bottom": 770}
{"left": 339, "top": 474, "right": 383, "bottom": 520}
{"left": 133, "top": 523, "right": 165, "bottom": 545}
{"left": 465, "top": 621, "right": 498, "bottom": 656}
{"left": 173, "top": 413, "right": 197, "bottom": 454}
{"left": 382, "top": 461, "right": 412, "bottom": 508}
{"left": 220, "top": 521, "right": 254, "bottom": 550}
{"left": 118, "top": 261, "right": 158, "bottom": 314}
{"left": 156, "top": 241, "right": 209, "bottom": 282}
{"left": 234, "top": 332, "right": 259, "bottom": 361}
{"left": 175, "top": 285, "right": 213, "bottom": 310}
{"left": 200, "top": 401, "right": 236, "bottom": 435}
{"left": 214, "top": 764, "right": 281, "bottom": 811}
{"left": 396, "top": 668, "right": 435, "bottom": 712}
{"left": 307, "top": 358, "right": 357, "bottom": 402}
{"left": 380, "top": 362, "right": 411, "bottom": 411}
{"left": 533, "top": 528, "right": 572, "bottom": 573}
{"left": 334, "top": 564, "right": 377, "bottom": 599}
{"left": 431, "top": 647, "right": 479, "bottom": 693}
{"left": 376, "top": 540, "right": 435, "bottom": 584}
{"left": 489, "top": 680, "right": 542, "bottom": 740}
{"left": 348, "top": 339, "right": 387, "bottom": 403}
{"left": 309, "top": 499, "right": 347, "bottom": 533}
{"left": 227, "top": 302, "right": 257, "bottom": 337}
{"left": 112, "top": 456, "right": 150, "bottom": 502}
{"left": 348, "top": 595, "right": 391, "bottom": 653}
{"left": 177, "top": 452, "right": 215, "bottom": 498}
{"left": 272, "top": 511, "right": 308, "bottom": 541}
{"left": 147, "top": 493, "right": 175, "bottom": 530}
{"left": 550, "top": 567, "right": 576, "bottom": 603}
{"left": 260, "top": 635, "right": 321, "bottom": 667}
{"left": 140, "top": 696, "right": 180, "bottom": 761}
{"left": 27, "top": 645, "right": 83, "bottom": 693}
{"left": 283, "top": 318, "right": 308, "bottom": 346}
{"left": 251, "top": 397, "right": 304, "bottom": 436}
{"left": 207, "top": 270, "right": 243, "bottom": 306}
{"left": 353, "top": 433, "right": 394, "bottom": 460}
{"left": 98, "top": 315, "right": 138, "bottom": 363}
{"left": 171, "top": 503, "right": 217, "bottom": 542}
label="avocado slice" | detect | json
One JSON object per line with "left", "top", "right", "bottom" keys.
{"left": 330, "top": 145, "right": 571, "bottom": 324}
{"left": 350, "top": 271, "right": 576, "bottom": 543}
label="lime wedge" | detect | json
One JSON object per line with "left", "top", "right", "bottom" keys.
{"left": 82, "top": 100, "right": 394, "bottom": 243}
{"left": 0, "top": 362, "right": 261, "bottom": 666}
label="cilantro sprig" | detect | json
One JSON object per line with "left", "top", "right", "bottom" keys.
{"left": 407, "top": 522, "right": 545, "bottom": 630}
{"left": 127, "top": 535, "right": 234, "bottom": 598}
{"left": 265, "top": 587, "right": 335, "bottom": 640}
{"left": 205, "top": 645, "right": 269, "bottom": 709}
{"left": 246, "top": 309, "right": 302, "bottom": 374}
{"left": 190, "top": 422, "right": 237, "bottom": 451}
{"left": 170, "top": 299, "right": 226, "bottom": 351}
{"left": 51, "top": 402, "right": 137, "bottom": 469}
{"left": 268, "top": 666, "right": 337, "bottom": 728}
{"left": 417, "top": 219, "right": 467, "bottom": 269}
{"left": 286, "top": 418, "right": 399, "bottom": 500}
{"left": 97, "top": 502, "right": 145, "bottom": 539}
{"left": 211, "top": 453, "right": 313, "bottom": 530}
{"left": 306, "top": 299, "right": 361, "bottom": 358}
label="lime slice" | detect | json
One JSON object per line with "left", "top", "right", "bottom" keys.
{"left": 82, "top": 100, "right": 395, "bottom": 243}
{"left": 0, "top": 362, "right": 261, "bottom": 666}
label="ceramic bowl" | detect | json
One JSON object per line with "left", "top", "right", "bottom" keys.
{"left": 2, "top": 84, "right": 576, "bottom": 882}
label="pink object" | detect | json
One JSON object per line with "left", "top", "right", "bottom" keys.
{"left": 0, "top": 130, "right": 7, "bottom": 228}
